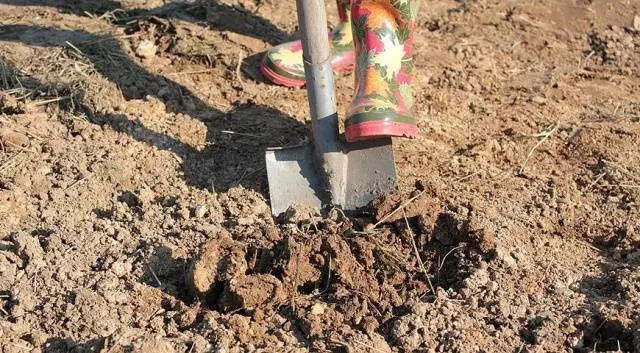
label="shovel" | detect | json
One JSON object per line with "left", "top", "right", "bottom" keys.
{"left": 265, "top": 0, "right": 396, "bottom": 217}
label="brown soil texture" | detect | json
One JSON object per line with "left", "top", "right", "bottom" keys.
{"left": 0, "top": 0, "right": 639, "bottom": 352}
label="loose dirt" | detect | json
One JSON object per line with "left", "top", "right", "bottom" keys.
{"left": 0, "top": 0, "right": 639, "bottom": 352}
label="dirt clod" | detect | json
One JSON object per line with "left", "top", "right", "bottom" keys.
{"left": 135, "top": 40, "right": 157, "bottom": 59}
{"left": 0, "top": 129, "right": 29, "bottom": 151}
{"left": 188, "top": 232, "right": 247, "bottom": 298}
{"left": 219, "top": 274, "right": 285, "bottom": 312}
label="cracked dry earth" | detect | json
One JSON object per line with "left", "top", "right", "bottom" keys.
{"left": 0, "top": 0, "right": 639, "bottom": 352}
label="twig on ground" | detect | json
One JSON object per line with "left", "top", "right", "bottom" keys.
{"left": 543, "top": 263, "right": 552, "bottom": 280}
{"left": 598, "top": 184, "right": 640, "bottom": 189}
{"left": 438, "top": 244, "right": 465, "bottom": 273}
{"left": 65, "top": 173, "right": 92, "bottom": 191}
{"left": 578, "top": 50, "right": 595, "bottom": 69}
{"left": 586, "top": 172, "right": 606, "bottom": 191}
{"left": 234, "top": 168, "right": 249, "bottom": 186}
{"left": 170, "top": 152, "right": 183, "bottom": 164}
{"left": 316, "top": 254, "right": 332, "bottom": 296}
{"left": 97, "top": 8, "right": 126, "bottom": 21}
{"left": 236, "top": 50, "right": 244, "bottom": 88}
{"left": 0, "top": 150, "right": 24, "bottom": 172}
{"left": 147, "top": 263, "right": 162, "bottom": 287}
{"left": 403, "top": 210, "right": 436, "bottom": 296}
{"left": 575, "top": 239, "right": 600, "bottom": 252}
{"left": 65, "top": 41, "right": 86, "bottom": 58}
{"left": 167, "top": 69, "right": 215, "bottom": 76}
{"left": 373, "top": 189, "right": 426, "bottom": 228}
{"left": 519, "top": 123, "right": 558, "bottom": 174}
{"left": 220, "top": 130, "right": 262, "bottom": 138}
{"left": 452, "top": 171, "right": 480, "bottom": 183}
{"left": 235, "top": 167, "right": 264, "bottom": 186}
{"left": 30, "top": 95, "right": 73, "bottom": 107}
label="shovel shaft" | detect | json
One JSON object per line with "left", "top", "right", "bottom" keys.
{"left": 295, "top": 0, "right": 331, "bottom": 66}
{"left": 295, "top": 0, "right": 347, "bottom": 206}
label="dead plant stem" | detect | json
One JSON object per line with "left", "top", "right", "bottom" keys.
{"left": 403, "top": 210, "right": 436, "bottom": 296}
{"left": 519, "top": 123, "right": 558, "bottom": 174}
{"left": 373, "top": 189, "right": 426, "bottom": 228}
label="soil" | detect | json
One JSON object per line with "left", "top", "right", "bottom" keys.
{"left": 0, "top": 0, "right": 639, "bottom": 352}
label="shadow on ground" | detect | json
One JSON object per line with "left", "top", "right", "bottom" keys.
{"left": 569, "top": 241, "right": 638, "bottom": 352}
{"left": 42, "top": 337, "right": 106, "bottom": 353}
{"left": 0, "top": 22, "right": 307, "bottom": 195}
{"left": 0, "top": 0, "right": 290, "bottom": 45}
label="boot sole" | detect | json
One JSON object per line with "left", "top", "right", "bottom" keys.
{"left": 260, "top": 62, "right": 355, "bottom": 88}
{"left": 345, "top": 120, "right": 419, "bottom": 142}
{"left": 260, "top": 64, "right": 305, "bottom": 87}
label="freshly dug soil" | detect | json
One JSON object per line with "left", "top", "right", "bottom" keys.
{"left": 0, "top": 0, "right": 639, "bottom": 352}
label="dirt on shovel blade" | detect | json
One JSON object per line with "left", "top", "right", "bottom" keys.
{"left": 1, "top": 0, "right": 639, "bottom": 352}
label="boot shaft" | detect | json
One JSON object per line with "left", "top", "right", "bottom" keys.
{"left": 337, "top": 0, "right": 351, "bottom": 22}
{"left": 260, "top": 0, "right": 356, "bottom": 87}
{"left": 345, "top": 0, "right": 420, "bottom": 141}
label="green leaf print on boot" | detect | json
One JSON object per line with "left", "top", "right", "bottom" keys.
{"left": 260, "top": 0, "right": 355, "bottom": 87}
{"left": 345, "top": 0, "right": 419, "bottom": 141}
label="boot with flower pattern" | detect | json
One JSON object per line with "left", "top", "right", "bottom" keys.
{"left": 260, "top": 0, "right": 355, "bottom": 87}
{"left": 345, "top": 0, "right": 419, "bottom": 141}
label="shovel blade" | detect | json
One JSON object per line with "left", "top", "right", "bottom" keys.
{"left": 266, "top": 138, "right": 396, "bottom": 217}
{"left": 265, "top": 143, "right": 324, "bottom": 217}
{"left": 344, "top": 137, "right": 396, "bottom": 212}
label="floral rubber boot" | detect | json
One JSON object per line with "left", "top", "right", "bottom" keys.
{"left": 345, "top": 0, "right": 420, "bottom": 141}
{"left": 260, "top": 0, "right": 355, "bottom": 87}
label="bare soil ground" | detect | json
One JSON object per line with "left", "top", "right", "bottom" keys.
{"left": 0, "top": 0, "right": 639, "bottom": 352}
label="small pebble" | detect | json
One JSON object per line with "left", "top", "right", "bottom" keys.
{"left": 111, "top": 261, "right": 131, "bottom": 278}
{"left": 310, "top": 302, "right": 326, "bottom": 315}
{"left": 194, "top": 205, "right": 208, "bottom": 218}
{"left": 531, "top": 95, "right": 547, "bottom": 105}
{"left": 135, "top": 40, "right": 157, "bottom": 58}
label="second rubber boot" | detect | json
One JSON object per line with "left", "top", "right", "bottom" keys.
{"left": 345, "top": 0, "right": 420, "bottom": 141}
{"left": 260, "top": 0, "right": 355, "bottom": 87}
